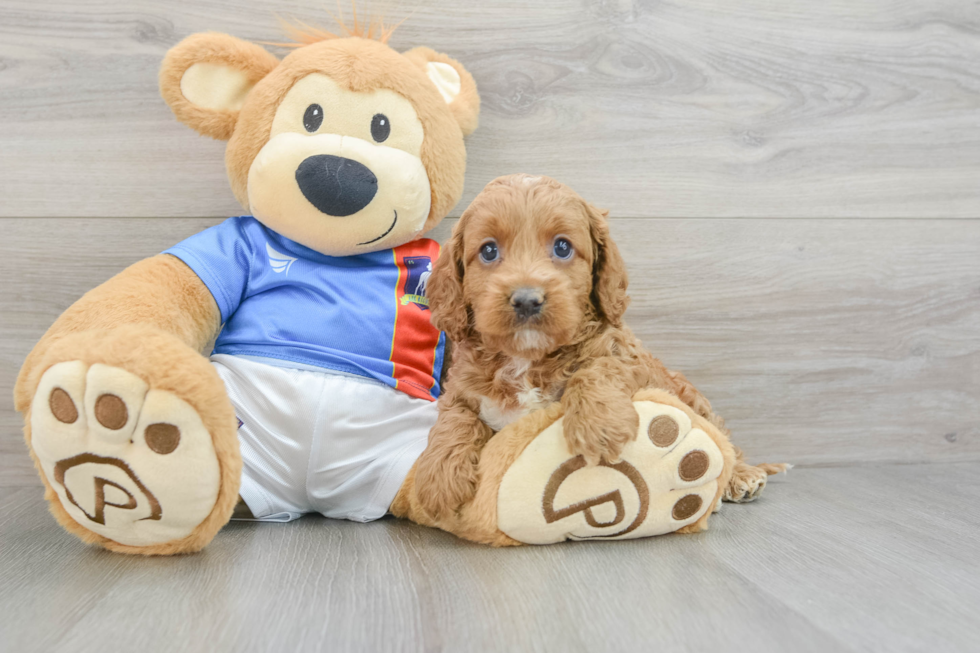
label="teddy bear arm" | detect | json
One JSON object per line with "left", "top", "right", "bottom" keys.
{"left": 15, "top": 253, "right": 242, "bottom": 555}
{"left": 15, "top": 254, "right": 220, "bottom": 411}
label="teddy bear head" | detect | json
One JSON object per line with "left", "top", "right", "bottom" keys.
{"left": 160, "top": 25, "right": 479, "bottom": 256}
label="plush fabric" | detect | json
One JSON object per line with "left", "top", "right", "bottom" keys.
{"left": 391, "top": 389, "right": 736, "bottom": 546}
{"left": 160, "top": 32, "right": 280, "bottom": 140}
{"left": 16, "top": 22, "right": 772, "bottom": 555}
{"left": 162, "top": 218, "right": 446, "bottom": 401}
{"left": 17, "top": 25, "right": 482, "bottom": 554}
{"left": 496, "top": 399, "right": 727, "bottom": 543}
{"left": 158, "top": 34, "right": 479, "bottom": 247}
{"left": 31, "top": 362, "right": 223, "bottom": 547}
{"left": 20, "top": 322, "right": 241, "bottom": 555}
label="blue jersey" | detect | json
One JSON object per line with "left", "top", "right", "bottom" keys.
{"left": 165, "top": 216, "right": 445, "bottom": 401}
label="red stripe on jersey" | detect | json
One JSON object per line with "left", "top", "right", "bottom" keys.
{"left": 389, "top": 239, "right": 442, "bottom": 401}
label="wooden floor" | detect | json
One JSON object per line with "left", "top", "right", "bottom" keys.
{"left": 2, "top": 464, "right": 978, "bottom": 653}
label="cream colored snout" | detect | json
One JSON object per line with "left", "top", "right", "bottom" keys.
{"left": 247, "top": 132, "right": 431, "bottom": 256}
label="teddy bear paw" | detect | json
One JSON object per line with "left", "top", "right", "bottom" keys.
{"left": 497, "top": 400, "right": 726, "bottom": 544}
{"left": 29, "top": 361, "right": 223, "bottom": 549}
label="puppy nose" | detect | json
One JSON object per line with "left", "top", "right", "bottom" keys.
{"left": 510, "top": 287, "right": 545, "bottom": 320}
{"left": 295, "top": 155, "right": 378, "bottom": 216}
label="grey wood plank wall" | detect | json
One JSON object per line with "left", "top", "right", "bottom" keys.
{"left": 1, "top": 0, "right": 979, "bottom": 218}
{"left": 2, "top": 1, "right": 979, "bottom": 486}
{"left": 3, "top": 217, "right": 978, "bottom": 486}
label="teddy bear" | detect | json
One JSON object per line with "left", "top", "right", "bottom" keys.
{"left": 14, "top": 20, "right": 735, "bottom": 554}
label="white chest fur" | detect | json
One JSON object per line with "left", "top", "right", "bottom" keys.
{"left": 477, "top": 359, "right": 552, "bottom": 432}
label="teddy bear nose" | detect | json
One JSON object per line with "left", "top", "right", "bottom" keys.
{"left": 295, "top": 155, "right": 378, "bottom": 217}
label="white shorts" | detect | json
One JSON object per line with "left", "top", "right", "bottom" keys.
{"left": 211, "top": 354, "right": 435, "bottom": 523}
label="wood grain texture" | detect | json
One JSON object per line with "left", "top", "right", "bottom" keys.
{"left": 1, "top": 1, "right": 980, "bottom": 218}
{"left": 3, "top": 216, "right": 978, "bottom": 486}
{"left": 1, "top": 464, "right": 978, "bottom": 652}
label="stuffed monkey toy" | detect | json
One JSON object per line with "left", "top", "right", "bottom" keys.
{"left": 15, "top": 23, "right": 734, "bottom": 554}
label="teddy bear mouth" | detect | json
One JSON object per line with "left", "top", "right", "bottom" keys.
{"left": 357, "top": 210, "right": 398, "bottom": 246}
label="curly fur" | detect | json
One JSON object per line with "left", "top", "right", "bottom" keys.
{"left": 415, "top": 174, "right": 786, "bottom": 520}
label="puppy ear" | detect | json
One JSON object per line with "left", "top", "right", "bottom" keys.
{"left": 587, "top": 203, "right": 630, "bottom": 326}
{"left": 160, "top": 32, "right": 279, "bottom": 141}
{"left": 428, "top": 220, "right": 471, "bottom": 342}
{"left": 403, "top": 47, "right": 480, "bottom": 136}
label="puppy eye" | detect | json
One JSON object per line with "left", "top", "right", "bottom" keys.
{"left": 371, "top": 114, "right": 391, "bottom": 142}
{"left": 303, "top": 104, "right": 323, "bottom": 132}
{"left": 553, "top": 238, "right": 574, "bottom": 260}
{"left": 479, "top": 241, "right": 499, "bottom": 263}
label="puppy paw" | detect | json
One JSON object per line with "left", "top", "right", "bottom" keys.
{"left": 497, "top": 399, "right": 726, "bottom": 544}
{"left": 724, "top": 461, "right": 788, "bottom": 503}
{"left": 415, "top": 446, "right": 480, "bottom": 520}
{"left": 724, "top": 466, "right": 766, "bottom": 502}
{"left": 561, "top": 396, "right": 639, "bottom": 465}
{"left": 29, "top": 361, "right": 225, "bottom": 549}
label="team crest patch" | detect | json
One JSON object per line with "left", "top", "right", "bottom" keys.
{"left": 400, "top": 256, "right": 433, "bottom": 310}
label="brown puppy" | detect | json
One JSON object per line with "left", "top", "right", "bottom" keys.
{"left": 415, "top": 174, "right": 785, "bottom": 520}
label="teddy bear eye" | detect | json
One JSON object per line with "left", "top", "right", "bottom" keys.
{"left": 303, "top": 104, "right": 323, "bottom": 132}
{"left": 371, "top": 114, "right": 390, "bottom": 142}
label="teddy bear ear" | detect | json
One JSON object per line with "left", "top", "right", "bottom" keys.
{"left": 403, "top": 47, "right": 480, "bottom": 137}
{"left": 160, "top": 32, "right": 280, "bottom": 141}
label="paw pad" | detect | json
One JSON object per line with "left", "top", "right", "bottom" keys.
{"left": 144, "top": 423, "right": 181, "bottom": 455}
{"left": 30, "top": 361, "right": 221, "bottom": 547}
{"left": 671, "top": 494, "right": 703, "bottom": 520}
{"left": 498, "top": 400, "right": 725, "bottom": 544}
{"left": 53, "top": 453, "right": 161, "bottom": 525}
{"left": 49, "top": 388, "right": 78, "bottom": 424}
{"left": 648, "top": 415, "right": 678, "bottom": 446}
{"left": 678, "top": 450, "right": 710, "bottom": 481}
{"left": 94, "top": 394, "right": 128, "bottom": 430}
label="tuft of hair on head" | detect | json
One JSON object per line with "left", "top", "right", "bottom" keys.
{"left": 268, "top": 3, "right": 404, "bottom": 48}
